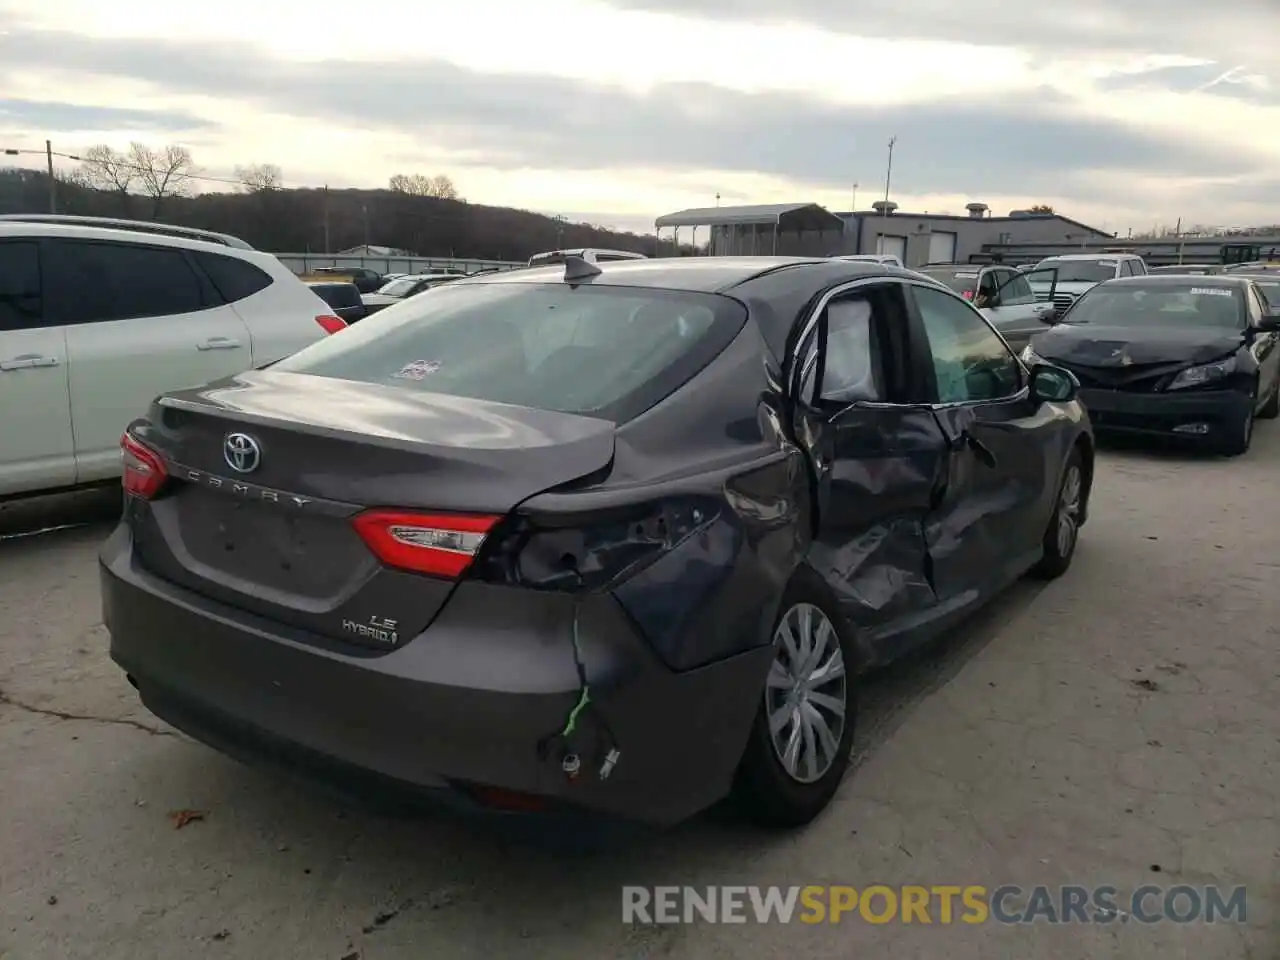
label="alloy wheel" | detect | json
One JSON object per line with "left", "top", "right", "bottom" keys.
{"left": 765, "top": 602, "right": 848, "bottom": 784}
{"left": 1056, "top": 464, "right": 1082, "bottom": 557}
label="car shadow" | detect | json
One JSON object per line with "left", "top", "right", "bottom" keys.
{"left": 0, "top": 485, "right": 121, "bottom": 542}
{"left": 1092, "top": 432, "right": 1226, "bottom": 462}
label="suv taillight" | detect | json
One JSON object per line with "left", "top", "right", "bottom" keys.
{"left": 120, "top": 433, "right": 168, "bottom": 499}
{"left": 315, "top": 314, "right": 346, "bottom": 334}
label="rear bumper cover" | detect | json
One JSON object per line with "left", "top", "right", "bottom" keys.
{"left": 101, "top": 526, "right": 771, "bottom": 826}
{"left": 1079, "top": 387, "right": 1252, "bottom": 439}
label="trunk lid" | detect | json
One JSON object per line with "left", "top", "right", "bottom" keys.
{"left": 131, "top": 370, "right": 615, "bottom": 647}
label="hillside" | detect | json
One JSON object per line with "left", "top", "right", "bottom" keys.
{"left": 0, "top": 168, "right": 661, "bottom": 261}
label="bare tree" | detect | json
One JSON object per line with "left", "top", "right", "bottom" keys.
{"left": 128, "top": 142, "right": 198, "bottom": 217}
{"left": 78, "top": 144, "right": 136, "bottom": 208}
{"left": 236, "top": 163, "right": 283, "bottom": 192}
{"left": 389, "top": 172, "right": 459, "bottom": 199}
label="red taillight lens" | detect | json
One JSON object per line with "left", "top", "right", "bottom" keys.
{"left": 315, "top": 314, "right": 347, "bottom": 334}
{"left": 351, "top": 510, "right": 501, "bottom": 578}
{"left": 120, "top": 432, "right": 168, "bottom": 499}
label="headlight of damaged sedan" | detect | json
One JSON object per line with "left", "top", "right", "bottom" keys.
{"left": 1167, "top": 355, "right": 1238, "bottom": 390}
{"left": 1020, "top": 344, "right": 1045, "bottom": 366}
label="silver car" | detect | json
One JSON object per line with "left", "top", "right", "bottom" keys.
{"left": 914, "top": 263, "right": 1059, "bottom": 351}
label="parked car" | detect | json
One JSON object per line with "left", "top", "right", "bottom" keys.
{"left": 527, "top": 248, "right": 647, "bottom": 266}
{"left": 362, "top": 274, "right": 466, "bottom": 314}
{"left": 309, "top": 266, "right": 384, "bottom": 293}
{"left": 1228, "top": 272, "right": 1280, "bottom": 311}
{"left": 1028, "top": 253, "right": 1148, "bottom": 317}
{"left": 103, "top": 255, "right": 1092, "bottom": 831}
{"left": 1023, "top": 274, "right": 1280, "bottom": 455}
{"left": 1148, "top": 264, "right": 1221, "bottom": 276}
{"left": 0, "top": 216, "right": 345, "bottom": 500}
{"left": 831, "top": 254, "right": 904, "bottom": 268}
{"left": 914, "top": 262, "right": 1059, "bottom": 351}
{"left": 307, "top": 281, "right": 368, "bottom": 324}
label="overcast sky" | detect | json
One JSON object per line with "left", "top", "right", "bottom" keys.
{"left": 1, "top": 0, "right": 1277, "bottom": 235}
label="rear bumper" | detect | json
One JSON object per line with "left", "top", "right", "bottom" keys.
{"left": 101, "top": 526, "right": 771, "bottom": 827}
{"left": 1079, "top": 387, "right": 1252, "bottom": 440}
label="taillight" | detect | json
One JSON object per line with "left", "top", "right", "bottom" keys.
{"left": 315, "top": 314, "right": 346, "bottom": 334}
{"left": 351, "top": 510, "right": 501, "bottom": 578}
{"left": 120, "top": 432, "right": 168, "bottom": 499}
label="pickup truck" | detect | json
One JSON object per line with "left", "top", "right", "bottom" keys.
{"left": 914, "top": 263, "right": 1059, "bottom": 351}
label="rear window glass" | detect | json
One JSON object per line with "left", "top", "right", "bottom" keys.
{"left": 272, "top": 281, "right": 746, "bottom": 421}
{"left": 194, "top": 251, "right": 272, "bottom": 302}
{"left": 918, "top": 267, "right": 979, "bottom": 296}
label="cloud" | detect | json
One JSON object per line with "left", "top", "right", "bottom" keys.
{"left": 592, "top": 0, "right": 1280, "bottom": 72}
{"left": 0, "top": 28, "right": 1260, "bottom": 205}
{"left": 0, "top": 97, "right": 212, "bottom": 132}
{"left": 1098, "top": 63, "right": 1276, "bottom": 104}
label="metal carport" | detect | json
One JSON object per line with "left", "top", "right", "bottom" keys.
{"left": 654, "top": 203, "right": 846, "bottom": 256}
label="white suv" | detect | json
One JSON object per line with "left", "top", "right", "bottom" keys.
{"left": 0, "top": 215, "right": 346, "bottom": 498}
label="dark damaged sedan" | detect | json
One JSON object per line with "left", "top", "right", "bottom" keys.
{"left": 1022, "top": 275, "right": 1280, "bottom": 455}
{"left": 102, "top": 256, "right": 1094, "bottom": 831}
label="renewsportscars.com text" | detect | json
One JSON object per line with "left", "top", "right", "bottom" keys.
{"left": 622, "top": 885, "right": 1247, "bottom": 925}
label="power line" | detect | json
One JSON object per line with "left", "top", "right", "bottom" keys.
{"left": 2, "top": 143, "right": 244, "bottom": 186}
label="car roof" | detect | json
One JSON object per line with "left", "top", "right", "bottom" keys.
{"left": 0, "top": 220, "right": 254, "bottom": 255}
{"left": 1040, "top": 252, "right": 1140, "bottom": 261}
{"left": 1105, "top": 274, "right": 1250, "bottom": 288}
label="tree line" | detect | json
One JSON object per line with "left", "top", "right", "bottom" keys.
{"left": 0, "top": 142, "right": 663, "bottom": 261}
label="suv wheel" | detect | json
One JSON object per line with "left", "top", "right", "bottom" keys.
{"left": 1031, "top": 446, "right": 1084, "bottom": 579}
{"left": 734, "top": 569, "right": 857, "bottom": 828}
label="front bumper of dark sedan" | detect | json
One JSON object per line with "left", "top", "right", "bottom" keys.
{"left": 1078, "top": 387, "right": 1253, "bottom": 442}
{"left": 100, "top": 525, "right": 772, "bottom": 829}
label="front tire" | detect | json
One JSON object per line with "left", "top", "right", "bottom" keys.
{"left": 734, "top": 569, "right": 858, "bottom": 828}
{"left": 1031, "top": 446, "right": 1084, "bottom": 580}
{"left": 1258, "top": 383, "right": 1279, "bottom": 420}
{"left": 1217, "top": 402, "right": 1254, "bottom": 456}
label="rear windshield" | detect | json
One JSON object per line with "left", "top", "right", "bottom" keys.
{"left": 272, "top": 281, "right": 746, "bottom": 421}
{"left": 1064, "top": 283, "right": 1244, "bottom": 328}
{"left": 1034, "top": 259, "right": 1119, "bottom": 283}
{"left": 918, "top": 267, "right": 980, "bottom": 296}
{"left": 308, "top": 283, "right": 361, "bottom": 308}
{"left": 377, "top": 277, "right": 418, "bottom": 296}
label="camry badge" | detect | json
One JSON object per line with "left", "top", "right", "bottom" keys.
{"left": 223, "top": 432, "right": 261, "bottom": 473}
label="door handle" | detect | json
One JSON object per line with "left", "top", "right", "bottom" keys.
{"left": 196, "top": 337, "right": 242, "bottom": 351}
{"left": 0, "top": 354, "right": 60, "bottom": 371}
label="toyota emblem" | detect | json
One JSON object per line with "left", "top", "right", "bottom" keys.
{"left": 223, "top": 432, "right": 262, "bottom": 473}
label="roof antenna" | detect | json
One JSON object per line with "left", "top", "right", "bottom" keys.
{"left": 563, "top": 254, "right": 602, "bottom": 282}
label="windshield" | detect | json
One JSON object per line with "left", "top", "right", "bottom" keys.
{"left": 272, "top": 281, "right": 743, "bottom": 419}
{"left": 376, "top": 278, "right": 418, "bottom": 296}
{"left": 1033, "top": 259, "right": 1119, "bottom": 284}
{"left": 1063, "top": 283, "right": 1244, "bottom": 329}
{"left": 918, "top": 267, "right": 979, "bottom": 296}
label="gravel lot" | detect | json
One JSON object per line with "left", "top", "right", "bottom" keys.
{"left": 1, "top": 429, "right": 1277, "bottom": 960}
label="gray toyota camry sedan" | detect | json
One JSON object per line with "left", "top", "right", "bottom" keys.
{"left": 102, "top": 255, "right": 1093, "bottom": 830}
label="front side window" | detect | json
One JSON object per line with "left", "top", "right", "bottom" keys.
{"left": 0, "top": 241, "right": 42, "bottom": 331}
{"left": 44, "top": 240, "right": 207, "bottom": 324}
{"left": 273, "top": 281, "right": 743, "bottom": 422}
{"left": 999, "top": 271, "right": 1036, "bottom": 305}
{"left": 912, "top": 285, "right": 1022, "bottom": 403}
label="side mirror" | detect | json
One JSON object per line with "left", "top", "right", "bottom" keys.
{"left": 1253, "top": 313, "right": 1280, "bottom": 332}
{"left": 1029, "top": 363, "right": 1079, "bottom": 403}
{"left": 1035, "top": 304, "right": 1058, "bottom": 324}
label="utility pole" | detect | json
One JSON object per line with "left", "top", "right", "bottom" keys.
{"left": 852, "top": 182, "right": 858, "bottom": 211}
{"left": 715, "top": 193, "right": 720, "bottom": 207}
{"left": 45, "top": 140, "right": 56, "bottom": 213}
{"left": 361, "top": 203, "right": 370, "bottom": 249}
{"left": 1174, "top": 216, "right": 1184, "bottom": 263}
{"left": 879, "top": 136, "right": 896, "bottom": 254}
{"left": 322, "top": 185, "right": 331, "bottom": 254}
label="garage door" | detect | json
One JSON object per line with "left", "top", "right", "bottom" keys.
{"left": 928, "top": 231, "right": 957, "bottom": 263}
{"left": 877, "top": 235, "right": 906, "bottom": 260}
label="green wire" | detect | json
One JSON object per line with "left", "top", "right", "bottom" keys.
{"left": 561, "top": 686, "right": 591, "bottom": 736}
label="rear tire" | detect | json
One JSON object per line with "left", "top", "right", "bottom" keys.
{"left": 1031, "top": 446, "right": 1084, "bottom": 580}
{"left": 734, "top": 568, "right": 858, "bottom": 828}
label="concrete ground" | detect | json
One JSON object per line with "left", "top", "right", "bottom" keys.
{"left": 0, "top": 430, "right": 1276, "bottom": 960}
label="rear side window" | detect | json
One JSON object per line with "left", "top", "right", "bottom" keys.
{"left": 44, "top": 240, "right": 208, "bottom": 324}
{"left": 273, "top": 282, "right": 746, "bottom": 422}
{"left": 0, "top": 241, "right": 42, "bottom": 331}
{"left": 194, "top": 251, "right": 272, "bottom": 302}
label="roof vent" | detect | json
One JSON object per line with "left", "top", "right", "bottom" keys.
{"left": 562, "top": 254, "right": 602, "bottom": 283}
{"left": 871, "top": 200, "right": 898, "bottom": 215}
{"left": 966, "top": 202, "right": 988, "bottom": 219}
